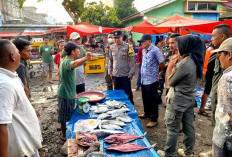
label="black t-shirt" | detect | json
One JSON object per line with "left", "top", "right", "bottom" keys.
{"left": 16, "top": 63, "right": 27, "bottom": 85}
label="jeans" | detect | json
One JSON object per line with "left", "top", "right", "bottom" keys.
{"left": 141, "top": 81, "right": 159, "bottom": 122}
{"left": 164, "top": 104, "right": 195, "bottom": 157}
{"left": 113, "top": 76, "right": 134, "bottom": 105}
{"left": 136, "top": 64, "right": 141, "bottom": 88}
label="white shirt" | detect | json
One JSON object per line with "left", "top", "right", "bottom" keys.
{"left": 0, "top": 68, "right": 42, "bottom": 157}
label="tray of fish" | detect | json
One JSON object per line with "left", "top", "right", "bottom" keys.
{"left": 76, "top": 132, "right": 98, "bottom": 147}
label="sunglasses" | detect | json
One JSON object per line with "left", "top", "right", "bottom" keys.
{"left": 114, "top": 37, "right": 120, "bottom": 39}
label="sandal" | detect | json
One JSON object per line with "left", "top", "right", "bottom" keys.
{"left": 198, "top": 109, "right": 211, "bottom": 117}
{"left": 40, "top": 82, "right": 44, "bottom": 86}
{"left": 49, "top": 81, "right": 54, "bottom": 84}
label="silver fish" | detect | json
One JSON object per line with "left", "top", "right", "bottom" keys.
{"left": 94, "top": 107, "right": 110, "bottom": 114}
{"left": 97, "top": 113, "right": 112, "bottom": 120}
{"left": 90, "top": 106, "right": 98, "bottom": 111}
{"left": 101, "top": 120, "right": 126, "bottom": 127}
{"left": 90, "top": 129, "right": 124, "bottom": 137}
{"left": 107, "top": 108, "right": 130, "bottom": 115}
{"left": 116, "top": 116, "right": 133, "bottom": 122}
{"left": 101, "top": 124, "right": 123, "bottom": 130}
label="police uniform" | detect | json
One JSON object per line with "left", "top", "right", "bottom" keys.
{"left": 108, "top": 31, "right": 135, "bottom": 104}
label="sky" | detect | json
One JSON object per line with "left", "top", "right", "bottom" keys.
{"left": 24, "top": 0, "right": 168, "bottom": 24}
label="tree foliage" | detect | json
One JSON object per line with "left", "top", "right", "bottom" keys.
{"left": 62, "top": 0, "right": 85, "bottom": 23}
{"left": 81, "top": 2, "right": 121, "bottom": 27}
{"left": 115, "top": 0, "right": 138, "bottom": 20}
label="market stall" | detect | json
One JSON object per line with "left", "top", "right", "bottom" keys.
{"left": 66, "top": 90, "right": 159, "bottom": 157}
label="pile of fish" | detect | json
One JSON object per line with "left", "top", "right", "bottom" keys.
{"left": 74, "top": 100, "right": 134, "bottom": 137}
{"left": 90, "top": 100, "right": 133, "bottom": 123}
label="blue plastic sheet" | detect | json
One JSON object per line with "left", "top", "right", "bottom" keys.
{"left": 66, "top": 90, "right": 159, "bottom": 157}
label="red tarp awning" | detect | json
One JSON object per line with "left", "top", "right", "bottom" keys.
{"left": 67, "top": 22, "right": 116, "bottom": 36}
{"left": 124, "top": 20, "right": 170, "bottom": 34}
{"left": 0, "top": 32, "right": 20, "bottom": 37}
{"left": 21, "top": 32, "right": 46, "bottom": 36}
{"left": 185, "top": 20, "right": 232, "bottom": 35}
{"left": 49, "top": 26, "right": 67, "bottom": 33}
{"left": 154, "top": 14, "right": 216, "bottom": 27}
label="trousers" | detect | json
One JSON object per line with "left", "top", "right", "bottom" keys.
{"left": 164, "top": 104, "right": 195, "bottom": 157}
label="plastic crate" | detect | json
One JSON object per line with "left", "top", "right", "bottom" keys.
{"left": 84, "top": 56, "right": 105, "bottom": 74}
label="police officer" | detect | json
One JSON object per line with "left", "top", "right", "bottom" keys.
{"left": 108, "top": 30, "right": 135, "bottom": 104}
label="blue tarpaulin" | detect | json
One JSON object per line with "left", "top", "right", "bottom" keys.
{"left": 66, "top": 90, "right": 159, "bottom": 157}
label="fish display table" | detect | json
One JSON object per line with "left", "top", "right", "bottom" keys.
{"left": 66, "top": 90, "right": 159, "bottom": 157}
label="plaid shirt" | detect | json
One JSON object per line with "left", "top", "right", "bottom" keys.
{"left": 213, "top": 66, "right": 232, "bottom": 149}
{"left": 141, "top": 44, "right": 164, "bottom": 85}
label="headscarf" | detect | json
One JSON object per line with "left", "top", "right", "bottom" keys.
{"left": 177, "top": 34, "right": 204, "bottom": 78}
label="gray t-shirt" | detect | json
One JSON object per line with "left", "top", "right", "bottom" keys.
{"left": 16, "top": 63, "right": 27, "bottom": 85}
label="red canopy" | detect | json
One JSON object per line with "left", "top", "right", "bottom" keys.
{"left": 67, "top": 22, "right": 116, "bottom": 36}
{"left": 21, "top": 32, "right": 46, "bottom": 36}
{"left": 0, "top": 32, "right": 20, "bottom": 37}
{"left": 154, "top": 14, "right": 215, "bottom": 27}
{"left": 124, "top": 20, "right": 170, "bottom": 34}
{"left": 185, "top": 20, "right": 232, "bottom": 35}
{"left": 49, "top": 26, "right": 67, "bottom": 33}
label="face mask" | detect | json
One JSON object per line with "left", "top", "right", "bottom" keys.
{"left": 108, "top": 38, "right": 113, "bottom": 43}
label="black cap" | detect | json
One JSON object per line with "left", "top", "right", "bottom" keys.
{"left": 64, "top": 41, "right": 79, "bottom": 55}
{"left": 113, "top": 30, "right": 123, "bottom": 37}
{"left": 140, "top": 34, "right": 152, "bottom": 42}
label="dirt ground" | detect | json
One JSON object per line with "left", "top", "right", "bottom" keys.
{"left": 29, "top": 65, "right": 213, "bottom": 157}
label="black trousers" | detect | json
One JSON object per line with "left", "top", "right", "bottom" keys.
{"left": 113, "top": 76, "right": 134, "bottom": 105}
{"left": 141, "top": 81, "right": 159, "bottom": 122}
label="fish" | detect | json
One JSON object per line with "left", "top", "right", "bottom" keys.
{"left": 97, "top": 113, "right": 112, "bottom": 120}
{"left": 106, "top": 108, "right": 130, "bottom": 115}
{"left": 94, "top": 106, "right": 110, "bottom": 114}
{"left": 105, "top": 143, "right": 156, "bottom": 152}
{"left": 104, "top": 132, "right": 147, "bottom": 144}
{"left": 90, "top": 106, "right": 98, "bottom": 111}
{"left": 116, "top": 115, "right": 133, "bottom": 123}
{"left": 105, "top": 100, "right": 126, "bottom": 109}
{"left": 90, "top": 129, "right": 124, "bottom": 137}
{"left": 101, "top": 124, "right": 123, "bottom": 130}
{"left": 100, "top": 120, "right": 126, "bottom": 127}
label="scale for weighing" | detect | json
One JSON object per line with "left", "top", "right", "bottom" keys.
{"left": 77, "top": 97, "right": 90, "bottom": 114}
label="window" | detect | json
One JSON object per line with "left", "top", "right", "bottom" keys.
{"left": 208, "top": 3, "right": 217, "bottom": 11}
{"left": 188, "top": 3, "right": 195, "bottom": 11}
{"left": 185, "top": 1, "right": 219, "bottom": 13}
{"left": 198, "top": 3, "right": 207, "bottom": 10}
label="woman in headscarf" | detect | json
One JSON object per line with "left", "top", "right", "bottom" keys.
{"left": 164, "top": 34, "right": 204, "bottom": 157}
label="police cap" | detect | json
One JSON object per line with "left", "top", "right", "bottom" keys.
{"left": 113, "top": 30, "right": 123, "bottom": 37}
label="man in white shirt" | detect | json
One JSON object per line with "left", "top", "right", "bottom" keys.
{"left": 0, "top": 39, "right": 42, "bottom": 157}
